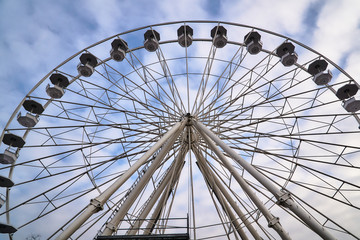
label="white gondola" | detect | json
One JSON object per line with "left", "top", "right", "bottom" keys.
{"left": 46, "top": 84, "right": 65, "bottom": 98}
{"left": 276, "top": 42, "right": 298, "bottom": 66}
{"left": 48, "top": 73, "right": 70, "bottom": 97}
{"left": 343, "top": 97, "right": 360, "bottom": 112}
{"left": 17, "top": 99, "right": 43, "bottom": 127}
{"left": 177, "top": 25, "right": 193, "bottom": 47}
{"left": 308, "top": 59, "right": 332, "bottom": 85}
{"left": 313, "top": 69, "right": 332, "bottom": 85}
{"left": 211, "top": 26, "right": 227, "bottom": 48}
{"left": 77, "top": 62, "right": 94, "bottom": 77}
{"left": 244, "top": 31, "right": 263, "bottom": 55}
{"left": 335, "top": 83, "right": 360, "bottom": 113}
{"left": 0, "top": 149, "right": 17, "bottom": 165}
{"left": 17, "top": 112, "right": 39, "bottom": 128}
{"left": 144, "top": 30, "right": 160, "bottom": 52}
{"left": 110, "top": 38, "right": 128, "bottom": 62}
{"left": 110, "top": 47, "right": 126, "bottom": 62}
{"left": 281, "top": 51, "right": 298, "bottom": 66}
{"left": 77, "top": 53, "right": 97, "bottom": 77}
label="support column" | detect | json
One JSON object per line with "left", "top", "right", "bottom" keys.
{"left": 194, "top": 121, "right": 336, "bottom": 240}
{"left": 127, "top": 146, "right": 187, "bottom": 235}
{"left": 101, "top": 123, "right": 185, "bottom": 236}
{"left": 195, "top": 150, "right": 249, "bottom": 240}
{"left": 194, "top": 121, "right": 291, "bottom": 240}
{"left": 55, "top": 120, "right": 186, "bottom": 240}
{"left": 143, "top": 151, "right": 185, "bottom": 235}
{"left": 193, "top": 146, "right": 262, "bottom": 240}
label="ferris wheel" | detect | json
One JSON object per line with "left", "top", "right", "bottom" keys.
{"left": 0, "top": 21, "right": 359, "bottom": 240}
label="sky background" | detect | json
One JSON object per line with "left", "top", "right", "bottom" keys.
{"left": 1, "top": 0, "right": 360, "bottom": 239}
{"left": 1, "top": 0, "right": 360, "bottom": 130}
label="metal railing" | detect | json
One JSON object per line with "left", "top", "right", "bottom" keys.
{"left": 96, "top": 217, "right": 189, "bottom": 240}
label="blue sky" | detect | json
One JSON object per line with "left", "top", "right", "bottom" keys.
{"left": 1, "top": 0, "right": 360, "bottom": 239}
{"left": 1, "top": 0, "right": 360, "bottom": 130}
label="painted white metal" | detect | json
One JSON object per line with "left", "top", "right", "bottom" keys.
{"left": 143, "top": 150, "right": 185, "bottom": 235}
{"left": 195, "top": 150, "right": 250, "bottom": 240}
{"left": 193, "top": 126, "right": 290, "bottom": 240}
{"left": 127, "top": 146, "right": 187, "bottom": 235}
{"left": 101, "top": 127, "right": 184, "bottom": 236}
{"left": 194, "top": 121, "right": 337, "bottom": 240}
{"left": 55, "top": 120, "right": 186, "bottom": 240}
{"left": 193, "top": 146, "right": 262, "bottom": 240}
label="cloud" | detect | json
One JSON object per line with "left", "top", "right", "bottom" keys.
{"left": 311, "top": 0, "right": 360, "bottom": 65}
{"left": 219, "top": 0, "right": 317, "bottom": 35}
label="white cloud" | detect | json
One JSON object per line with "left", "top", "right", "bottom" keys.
{"left": 219, "top": 0, "right": 317, "bottom": 35}
{"left": 311, "top": 0, "right": 360, "bottom": 64}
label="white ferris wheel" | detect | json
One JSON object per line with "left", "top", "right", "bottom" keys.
{"left": 0, "top": 21, "right": 360, "bottom": 240}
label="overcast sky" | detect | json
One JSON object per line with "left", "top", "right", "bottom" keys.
{"left": 1, "top": 0, "right": 360, "bottom": 239}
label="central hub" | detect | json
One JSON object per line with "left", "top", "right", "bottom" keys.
{"left": 185, "top": 113, "right": 193, "bottom": 126}
{"left": 182, "top": 113, "right": 198, "bottom": 144}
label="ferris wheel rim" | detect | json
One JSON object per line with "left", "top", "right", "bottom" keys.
{"left": 0, "top": 20, "right": 359, "bottom": 240}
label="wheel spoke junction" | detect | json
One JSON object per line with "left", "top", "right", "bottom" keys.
{"left": 0, "top": 21, "right": 359, "bottom": 240}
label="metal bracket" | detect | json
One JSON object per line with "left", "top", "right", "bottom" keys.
{"left": 90, "top": 198, "right": 104, "bottom": 211}
{"left": 276, "top": 190, "right": 292, "bottom": 207}
{"left": 104, "top": 222, "right": 117, "bottom": 231}
{"left": 268, "top": 216, "right": 280, "bottom": 228}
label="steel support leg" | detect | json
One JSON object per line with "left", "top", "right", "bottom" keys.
{"left": 143, "top": 151, "right": 185, "bottom": 235}
{"left": 194, "top": 121, "right": 336, "bottom": 240}
{"left": 194, "top": 121, "right": 291, "bottom": 240}
{"left": 193, "top": 146, "right": 262, "bottom": 240}
{"left": 55, "top": 120, "right": 186, "bottom": 240}
{"left": 195, "top": 150, "right": 250, "bottom": 240}
{"left": 101, "top": 124, "right": 185, "bottom": 236}
{"left": 127, "top": 147, "right": 187, "bottom": 235}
